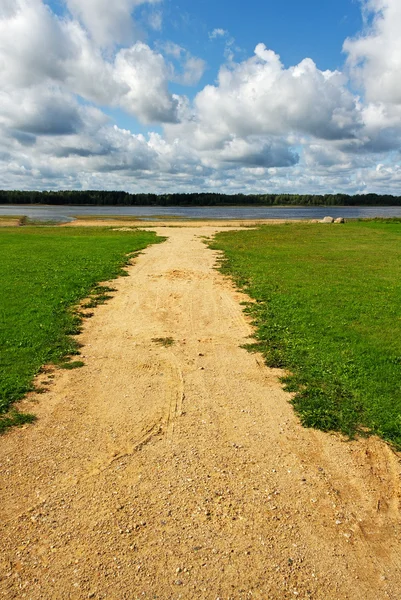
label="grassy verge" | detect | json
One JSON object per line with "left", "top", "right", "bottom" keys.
{"left": 210, "top": 220, "right": 401, "bottom": 448}
{"left": 0, "top": 226, "right": 163, "bottom": 433}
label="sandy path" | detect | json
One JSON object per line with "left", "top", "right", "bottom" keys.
{"left": 1, "top": 226, "right": 401, "bottom": 600}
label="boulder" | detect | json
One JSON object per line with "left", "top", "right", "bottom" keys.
{"left": 320, "top": 216, "right": 334, "bottom": 223}
{"left": 334, "top": 217, "right": 345, "bottom": 224}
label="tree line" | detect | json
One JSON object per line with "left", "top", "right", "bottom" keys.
{"left": 1, "top": 190, "right": 401, "bottom": 206}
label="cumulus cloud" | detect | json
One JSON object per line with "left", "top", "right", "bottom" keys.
{"left": 0, "top": 1, "right": 179, "bottom": 123}
{"left": 344, "top": 0, "right": 401, "bottom": 105}
{"left": 164, "top": 43, "right": 362, "bottom": 166}
{"left": 218, "top": 138, "right": 298, "bottom": 168}
{"left": 0, "top": 0, "right": 73, "bottom": 88}
{"left": 65, "top": 0, "right": 161, "bottom": 47}
{"left": 0, "top": 84, "right": 109, "bottom": 147}
{"left": 115, "top": 43, "right": 179, "bottom": 123}
{"left": 342, "top": 0, "right": 401, "bottom": 154}
{"left": 196, "top": 44, "right": 360, "bottom": 142}
{"left": 9, "top": 92, "right": 83, "bottom": 137}
{"left": 0, "top": 1, "right": 124, "bottom": 104}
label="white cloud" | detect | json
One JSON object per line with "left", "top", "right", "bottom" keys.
{"left": 209, "top": 28, "right": 228, "bottom": 40}
{"left": 0, "top": 1, "right": 178, "bottom": 123}
{"left": 207, "top": 137, "right": 299, "bottom": 169}
{"left": 0, "top": 1, "right": 125, "bottom": 104}
{"left": 162, "top": 42, "right": 206, "bottom": 86}
{"left": 165, "top": 44, "right": 361, "bottom": 156}
{"left": 0, "top": 86, "right": 83, "bottom": 137}
{"left": 0, "top": 0, "right": 72, "bottom": 88}
{"left": 178, "top": 56, "right": 206, "bottom": 86}
{"left": 162, "top": 41, "right": 183, "bottom": 60}
{"left": 115, "top": 43, "right": 179, "bottom": 123}
{"left": 343, "top": 0, "right": 401, "bottom": 154}
{"left": 147, "top": 10, "right": 163, "bottom": 31}
{"left": 344, "top": 0, "right": 401, "bottom": 105}
{"left": 65, "top": 0, "right": 161, "bottom": 47}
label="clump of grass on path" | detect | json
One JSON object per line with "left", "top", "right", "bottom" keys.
{"left": 210, "top": 220, "right": 401, "bottom": 448}
{"left": 152, "top": 337, "right": 175, "bottom": 347}
{"left": 0, "top": 226, "right": 162, "bottom": 433}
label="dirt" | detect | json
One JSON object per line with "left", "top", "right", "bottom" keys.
{"left": 62, "top": 219, "right": 292, "bottom": 228}
{"left": 0, "top": 218, "right": 22, "bottom": 227}
{"left": 1, "top": 226, "right": 401, "bottom": 600}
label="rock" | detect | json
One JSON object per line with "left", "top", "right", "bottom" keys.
{"left": 334, "top": 217, "right": 345, "bottom": 223}
{"left": 320, "top": 216, "right": 334, "bottom": 223}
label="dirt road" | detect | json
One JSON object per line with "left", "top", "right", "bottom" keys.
{"left": 1, "top": 226, "right": 401, "bottom": 599}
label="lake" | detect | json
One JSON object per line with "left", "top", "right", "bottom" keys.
{"left": 1, "top": 204, "right": 401, "bottom": 222}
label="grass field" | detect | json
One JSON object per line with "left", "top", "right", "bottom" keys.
{"left": 211, "top": 220, "right": 401, "bottom": 448}
{"left": 0, "top": 226, "right": 162, "bottom": 432}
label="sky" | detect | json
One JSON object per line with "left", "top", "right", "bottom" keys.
{"left": 1, "top": 0, "right": 401, "bottom": 195}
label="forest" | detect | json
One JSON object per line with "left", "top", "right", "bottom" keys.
{"left": 1, "top": 190, "right": 401, "bottom": 206}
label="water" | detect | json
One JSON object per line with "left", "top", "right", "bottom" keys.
{"left": 1, "top": 204, "right": 401, "bottom": 223}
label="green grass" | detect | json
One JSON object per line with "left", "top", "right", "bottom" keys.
{"left": 0, "top": 226, "right": 163, "bottom": 432}
{"left": 210, "top": 220, "right": 401, "bottom": 448}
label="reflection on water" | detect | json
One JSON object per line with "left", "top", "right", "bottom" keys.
{"left": 1, "top": 204, "right": 401, "bottom": 223}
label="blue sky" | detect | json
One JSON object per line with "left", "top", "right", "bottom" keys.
{"left": 159, "top": 0, "right": 362, "bottom": 70}
{"left": 1, "top": 0, "right": 401, "bottom": 194}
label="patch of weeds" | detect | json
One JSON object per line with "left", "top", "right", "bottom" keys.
{"left": 152, "top": 337, "right": 175, "bottom": 347}
{"left": 22, "top": 218, "right": 63, "bottom": 226}
{"left": 82, "top": 284, "right": 117, "bottom": 308}
{"left": 82, "top": 300, "right": 98, "bottom": 309}
{"left": 92, "top": 285, "right": 117, "bottom": 294}
{"left": 59, "top": 360, "right": 85, "bottom": 370}
{"left": 0, "top": 410, "right": 37, "bottom": 435}
{"left": 76, "top": 310, "right": 94, "bottom": 318}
